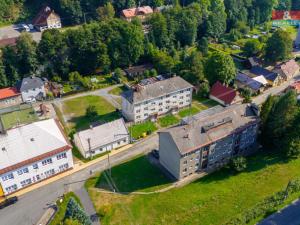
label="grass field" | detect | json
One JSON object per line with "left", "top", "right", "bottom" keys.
{"left": 85, "top": 151, "right": 300, "bottom": 225}
{"left": 49, "top": 192, "right": 82, "bottom": 225}
{"left": 158, "top": 114, "right": 180, "bottom": 128}
{"left": 129, "top": 121, "right": 157, "bottom": 140}
{"left": 1, "top": 107, "right": 38, "bottom": 129}
{"left": 108, "top": 85, "right": 128, "bottom": 96}
{"left": 178, "top": 106, "right": 200, "bottom": 118}
{"left": 62, "top": 95, "right": 119, "bottom": 131}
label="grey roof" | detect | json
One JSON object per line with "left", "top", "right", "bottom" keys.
{"left": 17, "top": 77, "right": 45, "bottom": 92}
{"left": 250, "top": 66, "right": 279, "bottom": 82}
{"left": 74, "top": 118, "right": 129, "bottom": 153}
{"left": 236, "top": 72, "right": 263, "bottom": 91}
{"left": 160, "top": 104, "right": 259, "bottom": 155}
{"left": 122, "top": 76, "right": 193, "bottom": 104}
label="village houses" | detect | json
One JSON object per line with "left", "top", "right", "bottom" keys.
{"left": 32, "top": 6, "right": 62, "bottom": 31}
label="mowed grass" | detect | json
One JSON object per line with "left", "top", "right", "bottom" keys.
{"left": 129, "top": 121, "right": 157, "bottom": 140}
{"left": 108, "top": 85, "right": 128, "bottom": 96}
{"left": 85, "top": 156, "right": 171, "bottom": 193}
{"left": 62, "top": 95, "right": 119, "bottom": 131}
{"left": 158, "top": 114, "right": 180, "bottom": 128}
{"left": 178, "top": 106, "right": 200, "bottom": 118}
{"left": 1, "top": 108, "right": 38, "bottom": 129}
{"left": 86, "top": 151, "right": 300, "bottom": 225}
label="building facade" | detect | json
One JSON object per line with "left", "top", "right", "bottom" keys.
{"left": 32, "top": 6, "right": 62, "bottom": 31}
{"left": 0, "top": 87, "right": 22, "bottom": 108}
{"left": 159, "top": 104, "right": 260, "bottom": 180}
{"left": 121, "top": 6, "right": 153, "bottom": 22}
{"left": 74, "top": 118, "right": 129, "bottom": 158}
{"left": 17, "top": 77, "right": 46, "bottom": 102}
{"left": 121, "top": 76, "right": 193, "bottom": 123}
{"left": 0, "top": 119, "right": 73, "bottom": 196}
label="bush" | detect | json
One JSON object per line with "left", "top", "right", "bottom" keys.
{"left": 65, "top": 197, "right": 92, "bottom": 225}
{"left": 197, "top": 82, "right": 210, "bottom": 98}
{"left": 230, "top": 156, "right": 247, "bottom": 172}
{"left": 86, "top": 105, "right": 98, "bottom": 119}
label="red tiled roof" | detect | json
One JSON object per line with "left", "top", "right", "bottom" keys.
{"left": 0, "top": 37, "right": 18, "bottom": 47}
{"left": 210, "top": 81, "right": 237, "bottom": 105}
{"left": 0, "top": 87, "right": 20, "bottom": 100}
{"left": 32, "top": 6, "right": 59, "bottom": 26}
{"left": 121, "top": 6, "right": 153, "bottom": 18}
{"left": 290, "top": 81, "right": 300, "bottom": 92}
{"left": 272, "top": 10, "right": 300, "bottom": 20}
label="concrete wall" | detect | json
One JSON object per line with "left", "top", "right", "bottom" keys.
{"left": 0, "top": 149, "right": 73, "bottom": 195}
{"left": 0, "top": 95, "right": 22, "bottom": 109}
{"left": 159, "top": 133, "right": 181, "bottom": 180}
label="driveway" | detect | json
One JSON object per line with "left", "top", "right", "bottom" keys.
{"left": 0, "top": 134, "right": 158, "bottom": 225}
{"left": 0, "top": 25, "right": 42, "bottom": 42}
{"left": 258, "top": 199, "right": 300, "bottom": 225}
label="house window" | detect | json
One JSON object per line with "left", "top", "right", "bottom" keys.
{"left": 117, "top": 141, "right": 121, "bottom": 145}
{"left": 17, "top": 167, "right": 29, "bottom": 175}
{"left": 182, "top": 168, "right": 187, "bottom": 173}
{"left": 166, "top": 94, "right": 170, "bottom": 98}
{"left": 5, "top": 184, "right": 17, "bottom": 193}
{"left": 159, "top": 108, "right": 163, "bottom": 112}
{"left": 144, "top": 107, "right": 148, "bottom": 110}
{"left": 179, "top": 102, "right": 183, "bottom": 105}
{"left": 159, "top": 103, "right": 163, "bottom": 106}
{"left": 166, "top": 100, "right": 170, "bottom": 104}
{"left": 2, "top": 173, "right": 14, "bottom": 181}
{"left": 136, "top": 116, "right": 141, "bottom": 119}
{"left": 44, "top": 169, "right": 55, "bottom": 177}
{"left": 57, "top": 152, "right": 67, "bottom": 160}
{"left": 42, "top": 158, "right": 53, "bottom": 166}
{"left": 144, "top": 113, "right": 148, "bottom": 117}
{"left": 59, "top": 163, "right": 69, "bottom": 171}
{"left": 180, "top": 96, "right": 184, "bottom": 99}
{"left": 20, "top": 178, "right": 32, "bottom": 187}
{"left": 33, "top": 164, "right": 38, "bottom": 169}
{"left": 136, "top": 110, "right": 141, "bottom": 113}
{"left": 183, "top": 160, "right": 187, "bottom": 165}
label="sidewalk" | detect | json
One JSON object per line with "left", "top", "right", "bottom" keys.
{"left": 8, "top": 144, "right": 133, "bottom": 198}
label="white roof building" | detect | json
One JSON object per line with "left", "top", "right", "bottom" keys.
{"left": 252, "top": 75, "right": 268, "bottom": 86}
{"left": 0, "top": 119, "right": 73, "bottom": 196}
{"left": 74, "top": 118, "right": 129, "bottom": 158}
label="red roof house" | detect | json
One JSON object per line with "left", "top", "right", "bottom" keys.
{"left": 209, "top": 81, "right": 239, "bottom": 106}
{"left": 121, "top": 6, "right": 153, "bottom": 22}
{"left": 32, "top": 6, "right": 61, "bottom": 31}
{"left": 274, "top": 59, "right": 300, "bottom": 81}
{"left": 0, "top": 87, "right": 22, "bottom": 108}
{"left": 289, "top": 81, "right": 300, "bottom": 93}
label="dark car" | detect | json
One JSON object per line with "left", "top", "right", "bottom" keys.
{"left": 0, "top": 196, "right": 18, "bottom": 209}
{"left": 151, "top": 149, "right": 159, "bottom": 159}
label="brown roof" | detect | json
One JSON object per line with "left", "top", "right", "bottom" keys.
{"left": 160, "top": 104, "right": 259, "bottom": 155}
{"left": 32, "top": 6, "right": 60, "bottom": 26}
{"left": 0, "top": 37, "right": 18, "bottom": 47}
{"left": 124, "top": 64, "right": 153, "bottom": 75}
{"left": 210, "top": 81, "right": 237, "bottom": 105}
{"left": 276, "top": 59, "right": 300, "bottom": 78}
{"left": 121, "top": 6, "right": 153, "bottom": 18}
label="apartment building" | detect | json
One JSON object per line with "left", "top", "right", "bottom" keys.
{"left": 121, "top": 76, "right": 193, "bottom": 123}
{"left": 0, "top": 119, "right": 73, "bottom": 196}
{"left": 159, "top": 104, "right": 260, "bottom": 180}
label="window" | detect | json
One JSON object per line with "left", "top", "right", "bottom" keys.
{"left": 57, "top": 152, "right": 67, "bottom": 160}
{"left": 144, "top": 113, "right": 148, "bottom": 117}
{"left": 20, "top": 178, "right": 32, "bottom": 187}
{"left": 2, "top": 173, "right": 14, "bottom": 181}
{"left": 144, "top": 107, "right": 148, "bottom": 110}
{"left": 159, "top": 108, "right": 163, "bottom": 112}
{"left": 32, "top": 164, "right": 38, "bottom": 169}
{"left": 17, "top": 167, "right": 29, "bottom": 175}
{"left": 5, "top": 184, "right": 17, "bottom": 193}
{"left": 123, "top": 139, "right": 127, "bottom": 143}
{"left": 44, "top": 169, "right": 55, "bottom": 177}
{"left": 159, "top": 103, "right": 163, "bottom": 106}
{"left": 136, "top": 110, "right": 141, "bottom": 113}
{"left": 59, "top": 163, "right": 69, "bottom": 171}
{"left": 183, "top": 160, "right": 187, "bottom": 165}
{"left": 166, "top": 100, "right": 170, "bottom": 104}
{"left": 179, "top": 102, "right": 183, "bottom": 105}
{"left": 182, "top": 168, "right": 187, "bottom": 173}
{"left": 173, "top": 95, "right": 177, "bottom": 98}
{"left": 180, "top": 96, "right": 184, "bottom": 99}
{"left": 117, "top": 141, "right": 120, "bottom": 145}
{"left": 42, "top": 158, "right": 52, "bottom": 166}
{"left": 166, "top": 94, "right": 170, "bottom": 98}
{"left": 136, "top": 116, "right": 141, "bottom": 119}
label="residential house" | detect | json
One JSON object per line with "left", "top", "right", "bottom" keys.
{"left": 0, "top": 87, "right": 22, "bottom": 108}
{"left": 250, "top": 66, "right": 282, "bottom": 86}
{"left": 209, "top": 81, "right": 241, "bottom": 106}
{"left": 288, "top": 81, "right": 300, "bottom": 94}
{"left": 123, "top": 64, "right": 154, "bottom": 79}
{"left": 0, "top": 119, "right": 73, "bottom": 196}
{"left": 32, "top": 6, "right": 62, "bottom": 31}
{"left": 121, "top": 6, "right": 153, "bottom": 22}
{"left": 274, "top": 59, "right": 300, "bottom": 81}
{"left": 17, "top": 77, "right": 46, "bottom": 102}
{"left": 74, "top": 119, "right": 129, "bottom": 158}
{"left": 121, "top": 76, "right": 193, "bottom": 123}
{"left": 235, "top": 72, "right": 267, "bottom": 94}
{"left": 159, "top": 104, "right": 260, "bottom": 180}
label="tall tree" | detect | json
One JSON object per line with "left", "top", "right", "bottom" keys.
{"left": 97, "top": 2, "right": 115, "bottom": 21}
{"left": 65, "top": 198, "right": 92, "bottom": 225}
{"left": 148, "top": 13, "right": 170, "bottom": 49}
{"left": 0, "top": 57, "right": 7, "bottom": 88}
{"left": 206, "top": 0, "right": 227, "bottom": 39}
{"left": 265, "top": 29, "right": 293, "bottom": 63}
{"left": 2, "top": 46, "right": 19, "bottom": 86}
{"left": 59, "top": 0, "right": 83, "bottom": 24}
{"left": 205, "top": 52, "right": 236, "bottom": 85}
{"left": 243, "top": 39, "right": 262, "bottom": 57}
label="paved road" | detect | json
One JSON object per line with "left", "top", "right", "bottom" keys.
{"left": 258, "top": 199, "right": 300, "bottom": 225}
{"left": 0, "top": 25, "right": 42, "bottom": 42}
{"left": 0, "top": 134, "right": 158, "bottom": 225}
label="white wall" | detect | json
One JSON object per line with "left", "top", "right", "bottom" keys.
{"left": 21, "top": 86, "right": 46, "bottom": 102}
{"left": 0, "top": 149, "right": 73, "bottom": 195}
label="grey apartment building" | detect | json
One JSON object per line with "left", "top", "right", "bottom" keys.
{"left": 159, "top": 104, "right": 260, "bottom": 180}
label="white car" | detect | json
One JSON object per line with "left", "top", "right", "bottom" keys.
{"left": 21, "top": 24, "right": 30, "bottom": 32}
{"left": 28, "top": 24, "right": 34, "bottom": 30}
{"left": 25, "top": 97, "right": 36, "bottom": 103}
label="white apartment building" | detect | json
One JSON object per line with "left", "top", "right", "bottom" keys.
{"left": 74, "top": 118, "right": 129, "bottom": 158}
{"left": 121, "top": 76, "right": 194, "bottom": 123}
{"left": 0, "top": 119, "right": 73, "bottom": 196}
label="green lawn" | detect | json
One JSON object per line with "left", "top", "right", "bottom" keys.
{"left": 178, "top": 106, "right": 200, "bottom": 118}
{"left": 86, "top": 151, "right": 300, "bottom": 225}
{"left": 49, "top": 192, "right": 82, "bottom": 225}
{"left": 62, "top": 95, "right": 120, "bottom": 131}
{"left": 0, "top": 107, "right": 38, "bottom": 130}
{"left": 158, "top": 114, "right": 180, "bottom": 128}
{"left": 129, "top": 121, "right": 157, "bottom": 140}
{"left": 108, "top": 85, "right": 128, "bottom": 96}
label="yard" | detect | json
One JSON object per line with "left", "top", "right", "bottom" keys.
{"left": 158, "top": 114, "right": 180, "bottom": 128}
{"left": 62, "top": 95, "right": 120, "bottom": 131}
{"left": 129, "top": 121, "right": 157, "bottom": 140}
{"left": 85, "top": 151, "right": 300, "bottom": 225}
{"left": 0, "top": 107, "right": 38, "bottom": 130}
{"left": 108, "top": 85, "right": 128, "bottom": 96}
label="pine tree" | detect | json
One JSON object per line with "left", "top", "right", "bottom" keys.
{"left": 65, "top": 197, "right": 92, "bottom": 225}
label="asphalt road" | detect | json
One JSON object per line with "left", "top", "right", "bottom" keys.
{"left": 258, "top": 199, "right": 300, "bottom": 225}
{"left": 0, "top": 134, "right": 158, "bottom": 225}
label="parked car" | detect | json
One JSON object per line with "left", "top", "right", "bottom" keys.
{"left": 25, "top": 97, "right": 36, "bottom": 103}
{"left": 0, "top": 196, "right": 18, "bottom": 209}
{"left": 20, "top": 24, "right": 30, "bottom": 32}
{"left": 28, "top": 24, "right": 34, "bottom": 30}
{"left": 151, "top": 149, "right": 159, "bottom": 159}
